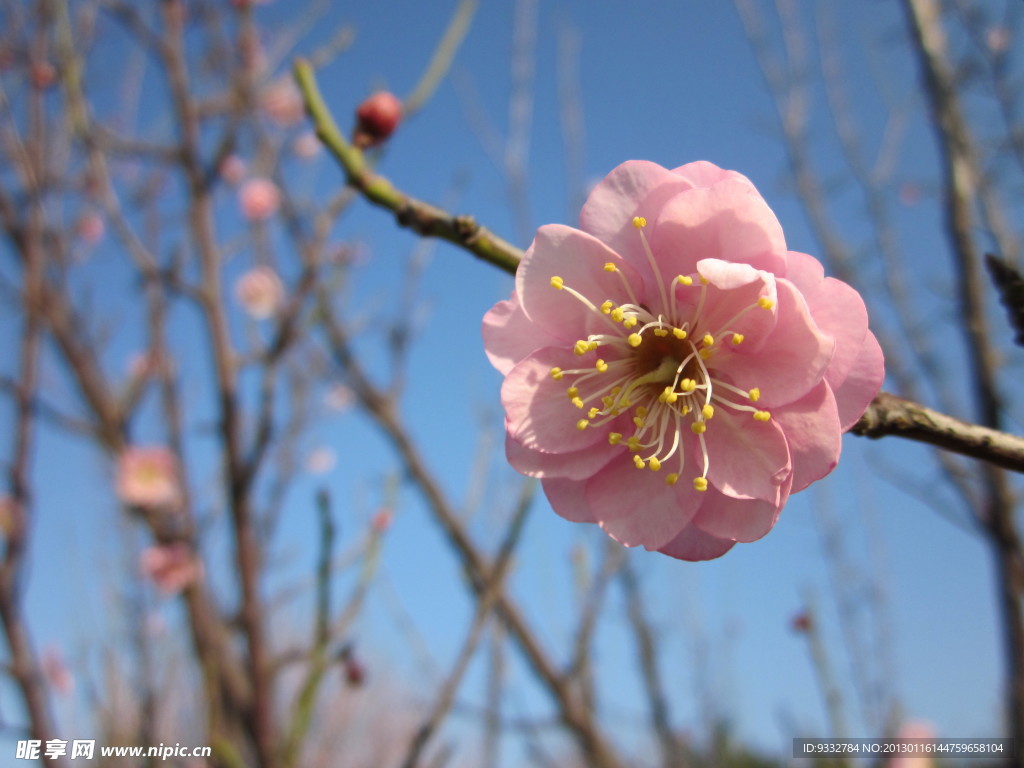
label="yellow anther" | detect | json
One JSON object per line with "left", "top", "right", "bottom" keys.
{"left": 681, "top": 405, "right": 691, "bottom": 415}
{"left": 731, "top": 333, "right": 745, "bottom": 345}
{"left": 633, "top": 416, "right": 645, "bottom": 428}
{"left": 550, "top": 367, "right": 563, "bottom": 380}
{"left": 681, "top": 379, "right": 697, "bottom": 393}
{"left": 576, "top": 419, "right": 590, "bottom": 430}
{"left": 635, "top": 406, "right": 648, "bottom": 417}
{"left": 691, "top": 422, "right": 707, "bottom": 434}
{"left": 601, "top": 300, "right": 614, "bottom": 314}
{"left": 608, "top": 432, "right": 622, "bottom": 445}
{"left": 574, "top": 340, "right": 589, "bottom": 355}
{"left": 550, "top": 276, "right": 565, "bottom": 290}
{"left": 699, "top": 275, "right": 710, "bottom": 285}
{"left": 673, "top": 328, "right": 687, "bottom": 340}
{"left": 595, "top": 359, "right": 608, "bottom": 372}
{"left": 633, "top": 455, "right": 646, "bottom": 469}
{"left": 758, "top": 297, "right": 775, "bottom": 310}
{"left": 588, "top": 340, "right": 600, "bottom": 351}
{"left": 749, "top": 387, "right": 761, "bottom": 402}
{"left": 604, "top": 262, "right": 618, "bottom": 273}
{"left": 677, "top": 275, "right": 693, "bottom": 286}
{"left": 628, "top": 333, "right": 643, "bottom": 347}
{"left": 611, "top": 386, "right": 622, "bottom": 395}
{"left": 654, "top": 328, "right": 669, "bottom": 337}
{"left": 627, "top": 436, "right": 641, "bottom": 451}
{"left": 623, "top": 316, "right": 639, "bottom": 329}
{"left": 588, "top": 407, "right": 600, "bottom": 418}
{"left": 632, "top": 216, "right": 647, "bottom": 228}
{"left": 702, "top": 404, "right": 715, "bottom": 419}
{"left": 702, "top": 333, "right": 714, "bottom": 347}
{"left": 699, "top": 348, "right": 713, "bottom": 360}
{"left": 602, "top": 396, "right": 615, "bottom": 408}
{"left": 693, "top": 477, "right": 708, "bottom": 492}
{"left": 648, "top": 457, "right": 662, "bottom": 471}
{"left": 659, "top": 386, "right": 678, "bottom": 404}
{"left": 567, "top": 386, "right": 579, "bottom": 397}
{"left": 572, "top": 397, "right": 585, "bottom": 409}
{"left": 666, "top": 473, "right": 679, "bottom": 486}
{"left": 753, "top": 410, "right": 771, "bottom": 422}
{"left": 610, "top": 307, "right": 625, "bottom": 323}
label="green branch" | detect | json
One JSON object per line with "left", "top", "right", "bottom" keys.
{"left": 292, "top": 58, "right": 523, "bottom": 276}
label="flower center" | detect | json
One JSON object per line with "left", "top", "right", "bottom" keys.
{"left": 546, "top": 216, "right": 772, "bottom": 491}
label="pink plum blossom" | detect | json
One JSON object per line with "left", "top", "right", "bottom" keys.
{"left": 292, "top": 130, "right": 322, "bottom": 159}
{"left": 235, "top": 265, "right": 284, "bottom": 319}
{"left": 238, "top": 177, "right": 281, "bottom": 221}
{"left": 41, "top": 647, "right": 74, "bottom": 695}
{"left": 117, "top": 446, "right": 182, "bottom": 511}
{"left": 483, "top": 160, "right": 884, "bottom": 561}
{"left": 139, "top": 543, "right": 202, "bottom": 595}
{"left": 219, "top": 154, "right": 247, "bottom": 185}
{"left": 260, "top": 78, "right": 305, "bottom": 126}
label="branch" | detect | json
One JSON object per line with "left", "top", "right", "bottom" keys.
{"left": 292, "top": 58, "right": 524, "bottom": 275}
{"left": 852, "top": 392, "right": 1024, "bottom": 474}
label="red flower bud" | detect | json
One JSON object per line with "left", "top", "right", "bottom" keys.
{"left": 353, "top": 91, "right": 403, "bottom": 149}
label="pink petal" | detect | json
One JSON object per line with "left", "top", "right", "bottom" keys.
{"left": 772, "top": 381, "right": 842, "bottom": 492}
{"left": 516, "top": 225, "right": 648, "bottom": 340}
{"left": 482, "top": 292, "right": 564, "bottom": 374}
{"left": 703, "top": 409, "right": 791, "bottom": 502}
{"left": 506, "top": 434, "right": 615, "bottom": 480}
{"left": 542, "top": 477, "right": 594, "bottom": 523}
{"left": 831, "top": 330, "right": 885, "bottom": 431}
{"left": 691, "top": 482, "right": 788, "bottom": 542}
{"left": 671, "top": 160, "right": 756, "bottom": 189}
{"left": 579, "top": 160, "right": 697, "bottom": 267}
{"left": 587, "top": 458, "right": 699, "bottom": 549}
{"left": 688, "top": 259, "right": 778, "bottom": 348}
{"left": 711, "top": 279, "right": 834, "bottom": 407}
{"left": 781, "top": 249, "right": 825, "bottom": 293}
{"left": 502, "top": 347, "right": 619, "bottom": 454}
{"left": 656, "top": 524, "right": 736, "bottom": 561}
{"left": 647, "top": 180, "right": 789, "bottom": 288}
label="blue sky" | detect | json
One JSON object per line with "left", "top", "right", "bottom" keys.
{"left": 2, "top": 0, "right": 1019, "bottom": 763}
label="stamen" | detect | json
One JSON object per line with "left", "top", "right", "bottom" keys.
{"left": 666, "top": 473, "right": 679, "bottom": 485}
{"left": 595, "top": 359, "right": 608, "bottom": 372}
{"left": 702, "top": 404, "right": 714, "bottom": 419}
{"left": 749, "top": 387, "right": 761, "bottom": 402}
{"left": 604, "top": 262, "right": 618, "bottom": 272}
{"left": 677, "top": 275, "right": 693, "bottom": 286}
{"left": 550, "top": 276, "right": 564, "bottom": 290}
{"left": 731, "top": 333, "right": 744, "bottom": 345}
{"left": 758, "top": 297, "right": 774, "bottom": 310}
{"left": 633, "top": 455, "right": 646, "bottom": 469}
{"left": 550, "top": 367, "right": 563, "bottom": 380}
{"left": 628, "top": 333, "right": 643, "bottom": 347}
{"left": 693, "top": 477, "right": 708, "bottom": 492}
{"left": 576, "top": 419, "right": 589, "bottom": 430}
{"left": 753, "top": 410, "right": 771, "bottom": 422}
{"left": 648, "top": 457, "right": 662, "bottom": 471}
{"left": 702, "top": 334, "right": 714, "bottom": 347}
{"left": 691, "top": 422, "right": 706, "bottom": 434}
{"left": 609, "top": 432, "right": 622, "bottom": 445}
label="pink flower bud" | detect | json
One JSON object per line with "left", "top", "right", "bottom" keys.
{"left": 139, "top": 543, "right": 202, "bottom": 595}
{"left": 235, "top": 266, "right": 284, "bottom": 319}
{"left": 239, "top": 178, "right": 280, "bottom": 221}
{"left": 353, "top": 91, "right": 403, "bottom": 149}
{"left": 30, "top": 61, "right": 57, "bottom": 90}
{"left": 219, "top": 155, "right": 247, "bottom": 185}
{"left": 371, "top": 508, "right": 393, "bottom": 533}
{"left": 75, "top": 213, "right": 105, "bottom": 245}
{"left": 117, "top": 446, "right": 182, "bottom": 511}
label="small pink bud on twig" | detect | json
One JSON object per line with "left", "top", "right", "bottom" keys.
{"left": 353, "top": 91, "right": 403, "bottom": 149}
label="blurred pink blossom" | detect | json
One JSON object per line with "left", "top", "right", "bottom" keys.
{"left": 890, "top": 721, "right": 936, "bottom": 768}
{"left": 139, "top": 543, "right": 202, "bottom": 595}
{"left": 987, "top": 25, "right": 1011, "bottom": 55}
{"left": 75, "top": 213, "right": 105, "bottom": 245}
{"left": 220, "top": 154, "right": 247, "bottom": 185}
{"left": 41, "top": 647, "right": 74, "bottom": 696}
{"left": 117, "top": 446, "right": 182, "bottom": 510}
{"left": 371, "top": 508, "right": 393, "bottom": 533}
{"left": 483, "top": 160, "right": 884, "bottom": 561}
{"left": 305, "top": 447, "right": 336, "bottom": 475}
{"left": 261, "top": 78, "right": 305, "bottom": 126}
{"left": 292, "top": 131, "right": 322, "bottom": 159}
{"left": 235, "top": 266, "right": 284, "bottom": 319}
{"left": 324, "top": 384, "right": 355, "bottom": 412}
{"left": 239, "top": 178, "right": 281, "bottom": 221}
